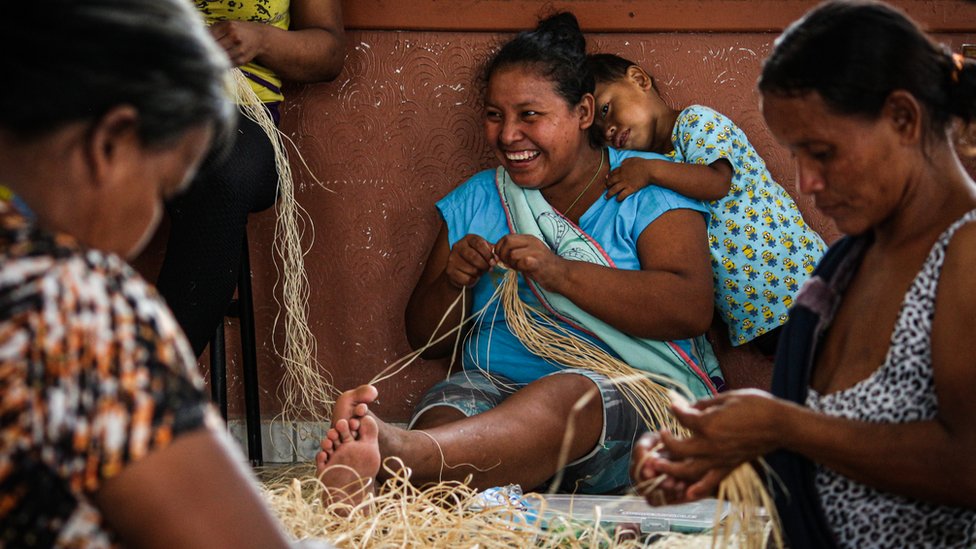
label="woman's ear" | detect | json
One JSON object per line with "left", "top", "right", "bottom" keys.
{"left": 578, "top": 93, "right": 596, "bottom": 130}
{"left": 85, "top": 105, "right": 141, "bottom": 188}
{"left": 626, "top": 65, "right": 654, "bottom": 92}
{"left": 883, "top": 90, "right": 923, "bottom": 145}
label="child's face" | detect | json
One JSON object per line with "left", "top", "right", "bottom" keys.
{"left": 593, "top": 72, "right": 656, "bottom": 151}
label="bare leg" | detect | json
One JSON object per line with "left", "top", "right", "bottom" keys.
{"left": 375, "top": 373, "right": 604, "bottom": 491}
{"left": 410, "top": 405, "right": 466, "bottom": 430}
{"left": 316, "top": 416, "right": 381, "bottom": 513}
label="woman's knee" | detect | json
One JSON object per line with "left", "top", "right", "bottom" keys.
{"left": 410, "top": 406, "right": 467, "bottom": 430}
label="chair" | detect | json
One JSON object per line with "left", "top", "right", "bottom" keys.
{"left": 210, "top": 232, "right": 263, "bottom": 466}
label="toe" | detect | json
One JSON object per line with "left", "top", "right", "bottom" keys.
{"left": 320, "top": 437, "right": 335, "bottom": 452}
{"left": 358, "top": 415, "right": 379, "bottom": 443}
{"left": 352, "top": 402, "right": 369, "bottom": 417}
{"left": 336, "top": 419, "right": 354, "bottom": 443}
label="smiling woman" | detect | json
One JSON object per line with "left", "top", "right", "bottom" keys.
{"left": 0, "top": 1, "right": 330, "bottom": 547}
{"left": 313, "top": 11, "right": 722, "bottom": 510}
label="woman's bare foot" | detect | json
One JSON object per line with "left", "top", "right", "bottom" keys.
{"left": 319, "top": 421, "right": 362, "bottom": 461}
{"left": 316, "top": 415, "right": 381, "bottom": 514}
{"left": 320, "top": 385, "right": 379, "bottom": 460}
{"left": 332, "top": 384, "right": 379, "bottom": 432}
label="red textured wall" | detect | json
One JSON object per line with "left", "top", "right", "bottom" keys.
{"left": 135, "top": 1, "right": 976, "bottom": 422}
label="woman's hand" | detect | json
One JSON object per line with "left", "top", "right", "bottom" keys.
{"left": 637, "top": 429, "right": 742, "bottom": 503}
{"left": 494, "top": 234, "right": 567, "bottom": 291}
{"left": 665, "top": 390, "right": 786, "bottom": 463}
{"left": 632, "top": 390, "right": 791, "bottom": 503}
{"left": 632, "top": 432, "right": 696, "bottom": 505}
{"left": 444, "top": 234, "right": 497, "bottom": 289}
{"left": 210, "top": 20, "right": 267, "bottom": 66}
{"left": 208, "top": 0, "right": 345, "bottom": 83}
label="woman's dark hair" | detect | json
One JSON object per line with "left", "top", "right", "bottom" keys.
{"left": 759, "top": 0, "right": 976, "bottom": 138}
{"left": 1, "top": 0, "right": 234, "bottom": 150}
{"left": 484, "top": 12, "right": 602, "bottom": 148}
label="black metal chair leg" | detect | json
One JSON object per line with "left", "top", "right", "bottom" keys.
{"left": 238, "top": 233, "right": 263, "bottom": 466}
{"left": 208, "top": 231, "right": 263, "bottom": 466}
{"left": 210, "top": 323, "right": 228, "bottom": 421}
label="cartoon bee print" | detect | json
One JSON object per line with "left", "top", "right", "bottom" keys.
{"left": 744, "top": 285, "right": 759, "bottom": 300}
{"left": 779, "top": 236, "right": 796, "bottom": 253}
{"left": 744, "top": 224, "right": 758, "bottom": 242}
{"left": 744, "top": 207, "right": 759, "bottom": 223}
{"left": 724, "top": 219, "right": 741, "bottom": 236}
{"left": 782, "top": 257, "right": 800, "bottom": 274}
{"left": 723, "top": 237, "right": 739, "bottom": 254}
{"left": 724, "top": 199, "right": 739, "bottom": 215}
{"left": 784, "top": 275, "right": 799, "bottom": 292}
{"left": 802, "top": 254, "right": 817, "bottom": 273}
{"left": 722, "top": 256, "right": 738, "bottom": 275}
{"left": 798, "top": 235, "right": 815, "bottom": 250}
{"left": 746, "top": 186, "right": 759, "bottom": 204}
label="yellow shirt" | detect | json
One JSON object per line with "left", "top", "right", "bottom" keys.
{"left": 195, "top": 0, "right": 291, "bottom": 104}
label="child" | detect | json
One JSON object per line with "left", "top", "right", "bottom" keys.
{"left": 586, "top": 53, "right": 826, "bottom": 353}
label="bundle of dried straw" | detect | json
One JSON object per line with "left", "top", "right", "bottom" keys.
{"left": 261, "top": 461, "right": 769, "bottom": 548}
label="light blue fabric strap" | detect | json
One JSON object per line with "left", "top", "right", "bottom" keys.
{"left": 495, "top": 167, "right": 719, "bottom": 398}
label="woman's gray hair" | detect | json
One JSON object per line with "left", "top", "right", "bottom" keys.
{"left": 2, "top": 0, "right": 234, "bottom": 149}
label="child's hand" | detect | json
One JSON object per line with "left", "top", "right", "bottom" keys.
{"left": 606, "top": 158, "right": 653, "bottom": 202}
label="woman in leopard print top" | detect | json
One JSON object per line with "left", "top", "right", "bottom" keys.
{"left": 630, "top": 2, "right": 976, "bottom": 547}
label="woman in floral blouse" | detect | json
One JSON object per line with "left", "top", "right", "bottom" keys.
{"left": 0, "top": 1, "right": 317, "bottom": 547}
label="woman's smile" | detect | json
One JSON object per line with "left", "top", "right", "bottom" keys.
{"left": 484, "top": 66, "right": 593, "bottom": 191}
{"left": 503, "top": 149, "right": 541, "bottom": 163}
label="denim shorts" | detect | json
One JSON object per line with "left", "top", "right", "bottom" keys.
{"left": 409, "top": 368, "right": 642, "bottom": 494}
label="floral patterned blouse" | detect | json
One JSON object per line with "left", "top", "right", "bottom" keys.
{"left": 0, "top": 199, "right": 209, "bottom": 548}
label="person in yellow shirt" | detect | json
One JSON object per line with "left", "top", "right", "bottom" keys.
{"left": 155, "top": 0, "right": 345, "bottom": 356}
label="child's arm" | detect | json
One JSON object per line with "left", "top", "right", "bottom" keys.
{"left": 606, "top": 157, "right": 733, "bottom": 202}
